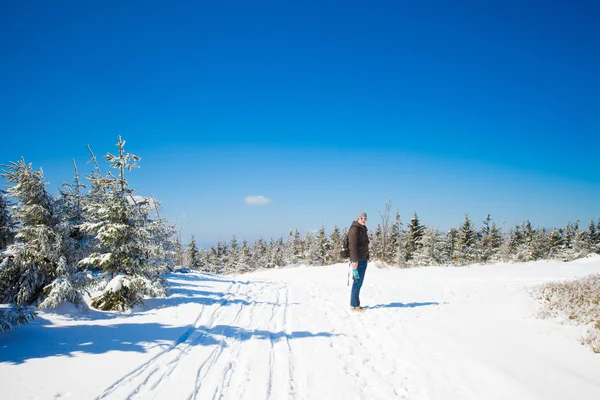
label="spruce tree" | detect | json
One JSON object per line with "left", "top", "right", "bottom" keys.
{"left": 187, "top": 235, "right": 201, "bottom": 269}
{"left": 0, "top": 159, "right": 71, "bottom": 306}
{"left": 411, "top": 226, "right": 442, "bottom": 267}
{"left": 238, "top": 238, "right": 251, "bottom": 271}
{"left": 80, "top": 137, "right": 167, "bottom": 311}
{"left": 405, "top": 212, "right": 424, "bottom": 263}
{"left": 454, "top": 214, "right": 478, "bottom": 265}
{"left": 329, "top": 225, "right": 343, "bottom": 263}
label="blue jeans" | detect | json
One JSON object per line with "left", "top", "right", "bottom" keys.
{"left": 350, "top": 260, "right": 368, "bottom": 308}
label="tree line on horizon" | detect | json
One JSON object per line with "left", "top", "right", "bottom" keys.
{"left": 177, "top": 199, "right": 600, "bottom": 275}
{"left": 1, "top": 138, "right": 599, "bottom": 332}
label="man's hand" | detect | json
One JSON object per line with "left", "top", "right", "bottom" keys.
{"left": 353, "top": 269, "right": 360, "bottom": 280}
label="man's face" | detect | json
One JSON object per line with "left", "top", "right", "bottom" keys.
{"left": 358, "top": 217, "right": 367, "bottom": 226}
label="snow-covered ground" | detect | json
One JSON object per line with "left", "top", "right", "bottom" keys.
{"left": 2, "top": 257, "right": 600, "bottom": 400}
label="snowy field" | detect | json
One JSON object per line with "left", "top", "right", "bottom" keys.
{"left": 2, "top": 257, "right": 600, "bottom": 400}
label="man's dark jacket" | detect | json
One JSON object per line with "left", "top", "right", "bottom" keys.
{"left": 348, "top": 220, "right": 369, "bottom": 261}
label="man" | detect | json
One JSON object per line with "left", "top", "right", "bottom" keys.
{"left": 348, "top": 211, "right": 369, "bottom": 312}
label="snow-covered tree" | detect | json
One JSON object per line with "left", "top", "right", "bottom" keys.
{"left": 187, "top": 235, "right": 201, "bottom": 269}
{"left": 238, "top": 238, "right": 251, "bottom": 272}
{"left": 80, "top": 137, "right": 168, "bottom": 311}
{"left": 329, "top": 225, "right": 343, "bottom": 263}
{"left": 251, "top": 236, "right": 268, "bottom": 269}
{"left": 480, "top": 215, "right": 503, "bottom": 263}
{"left": 266, "top": 237, "right": 285, "bottom": 268}
{"left": 313, "top": 226, "right": 331, "bottom": 265}
{"left": 440, "top": 228, "right": 457, "bottom": 265}
{"left": 284, "top": 229, "right": 303, "bottom": 265}
{"left": 405, "top": 212, "right": 424, "bottom": 263}
{"left": 453, "top": 214, "right": 478, "bottom": 265}
{"left": 0, "top": 158, "right": 86, "bottom": 309}
{"left": 411, "top": 226, "right": 443, "bottom": 267}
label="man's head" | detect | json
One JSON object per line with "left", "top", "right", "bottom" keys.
{"left": 357, "top": 212, "right": 367, "bottom": 225}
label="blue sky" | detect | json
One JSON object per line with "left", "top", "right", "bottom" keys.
{"left": 1, "top": 0, "right": 598, "bottom": 247}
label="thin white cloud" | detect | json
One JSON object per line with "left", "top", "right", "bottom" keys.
{"left": 244, "top": 195, "right": 272, "bottom": 205}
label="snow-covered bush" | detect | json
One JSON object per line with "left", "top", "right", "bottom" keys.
{"left": 90, "top": 274, "right": 167, "bottom": 312}
{"left": 531, "top": 274, "right": 600, "bottom": 353}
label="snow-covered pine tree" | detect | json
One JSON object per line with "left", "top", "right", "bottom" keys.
{"left": 562, "top": 220, "right": 588, "bottom": 260}
{"left": 328, "top": 225, "right": 342, "bottom": 263}
{"left": 313, "top": 226, "right": 331, "bottom": 266}
{"left": 371, "top": 225, "right": 383, "bottom": 262}
{"left": 250, "top": 236, "right": 268, "bottom": 269}
{"left": 136, "top": 196, "right": 177, "bottom": 274}
{"left": 0, "top": 190, "right": 16, "bottom": 250}
{"left": 480, "top": 214, "right": 504, "bottom": 263}
{"left": 302, "top": 231, "right": 316, "bottom": 265}
{"left": 39, "top": 160, "right": 92, "bottom": 311}
{"left": 410, "top": 225, "right": 443, "bottom": 267}
{"left": 238, "top": 238, "right": 251, "bottom": 272}
{"left": 284, "top": 229, "right": 303, "bottom": 265}
{"left": 226, "top": 234, "right": 241, "bottom": 273}
{"left": 548, "top": 228, "right": 565, "bottom": 260}
{"left": 404, "top": 212, "right": 424, "bottom": 264}
{"left": 521, "top": 220, "right": 549, "bottom": 261}
{"left": 266, "top": 237, "right": 285, "bottom": 268}
{"left": 187, "top": 235, "right": 201, "bottom": 269}
{"left": 0, "top": 158, "right": 87, "bottom": 310}
{"left": 453, "top": 214, "right": 478, "bottom": 265}
{"left": 440, "top": 228, "right": 457, "bottom": 265}
{"left": 80, "top": 137, "right": 167, "bottom": 311}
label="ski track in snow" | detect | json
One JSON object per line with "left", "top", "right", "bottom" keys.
{"left": 97, "top": 277, "right": 298, "bottom": 400}
{"left": 90, "top": 262, "right": 600, "bottom": 400}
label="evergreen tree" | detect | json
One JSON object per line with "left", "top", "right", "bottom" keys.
{"left": 187, "top": 235, "right": 201, "bottom": 269}
{"left": 441, "top": 228, "right": 457, "bottom": 265}
{"left": 80, "top": 137, "right": 167, "bottom": 311}
{"left": 238, "top": 238, "right": 251, "bottom": 271}
{"left": 302, "top": 232, "right": 315, "bottom": 264}
{"left": 266, "top": 237, "right": 285, "bottom": 268}
{"left": 453, "top": 214, "right": 478, "bottom": 265}
{"left": 405, "top": 212, "right": 424, "bottom": 263}
{"left": 329, "top": 225, "right": 343, "bottom": 263}
{"left": 411, "top": 226, "right": 443, "bottom": 266}
{"left": 0, "top": 159, "right": 65, "bottom": 306}
{"left": 227, "top": 234, "right": 241, "bottom": 272}
{"left": 371, "top": 225, "right": 383, "bottom": 262}
{"left": 313, "top": 226, "right": 331, "bottom": 265}
{"left": 284, "top": 229, "right": 303, "bottom": 265}
{"left": 252, "top": 236, "right": 268, "bottom": 269}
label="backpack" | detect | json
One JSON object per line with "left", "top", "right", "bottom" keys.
{"left": 340, "top": 234, "right": 350, "bottom": 259}
{"left": 340, "top": 227, "right": 355, "bottom": 259}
